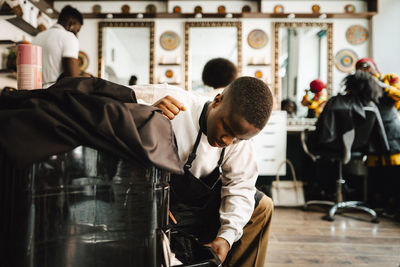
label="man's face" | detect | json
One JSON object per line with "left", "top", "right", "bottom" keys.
{"left": 66, "top": 19, "right": 82, "bottom": 36}
{"left": 205, "top": 94, "right": 261, "bottom": 148}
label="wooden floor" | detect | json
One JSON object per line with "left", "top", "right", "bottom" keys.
{"left": 265, "top": 207, "right": 400, "bottom": 267}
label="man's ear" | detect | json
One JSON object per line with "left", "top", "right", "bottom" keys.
{"left": 212, "top": 93, "right": 223, "bottom": 107}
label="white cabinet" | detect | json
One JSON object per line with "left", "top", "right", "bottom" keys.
{"left": 252, "top": 110, "right": 287, "bottom": 176}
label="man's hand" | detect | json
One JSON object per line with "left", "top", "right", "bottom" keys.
{"left": 205, "top": 237, "right": 230, "bottom": 263}
{"left": 153, "top": 95, "right": 186, "bottom": 120}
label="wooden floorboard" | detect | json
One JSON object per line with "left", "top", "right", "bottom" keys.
{"left": 265, "top": 208, "right": 400, "bottom": 267}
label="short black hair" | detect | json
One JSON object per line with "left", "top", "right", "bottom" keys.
{"left": 58, "top": 5, "right": 83, "bottom": 25}
{"left": 129, "top": 75, "right": 138, "bottom": 86}
{"left": 343, "top": 70, "right": 382, "bottom": 104}
{"left": 281, "top": 98, "right": 297, "bottom": 114}
{"left": 202, "top": 58, "right": 238, "bottom": 89}
{"left": 226, "top": 76, "right": 273, "bottom": 129}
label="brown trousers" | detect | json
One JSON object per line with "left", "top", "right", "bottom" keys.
{"left": 224, "top": 195, "right": 274, "bottom": 267}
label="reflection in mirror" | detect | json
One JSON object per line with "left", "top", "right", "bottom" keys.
{"left": 98, "top": 22, "right": 154, "bottom": 85}
{"left": 274, "top": 22, "right": 332, "bottom": 117}
{"left": 185, "top": 22, "right": 242, "bottom": 91}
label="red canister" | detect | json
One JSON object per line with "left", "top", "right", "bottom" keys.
{"left": 17, "top": 44, "right": 42, "bottom": 90}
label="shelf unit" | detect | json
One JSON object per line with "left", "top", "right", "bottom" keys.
{"left": 247, "top": 63, "right": 271, "bottom": 66}
{"left": 76, "top": 0, "right": 377, "bottom": 19}
{"left": 29, "top": 0, "right": 59, "bottom": 19}
{"left": 158, "top": 63, "right": 181, "bottom": 66}
{"left": 1, "top": 13, "right": 40, "bottom": 36}
{"left": 82, "top": 11, "right": 376, "bottom": 20}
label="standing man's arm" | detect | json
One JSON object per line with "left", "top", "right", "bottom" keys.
{"left": 61, "top": 31, "right": 80, "bottom": 78}
{"left": 62, "top": 57, "right": 80, "bottom": 77}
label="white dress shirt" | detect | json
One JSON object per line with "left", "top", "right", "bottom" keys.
{"left": 133, "top": 83, "right": 258, "bottom": 247}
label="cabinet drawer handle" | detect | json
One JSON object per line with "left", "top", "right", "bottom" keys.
{"left": 262, "top": 132, "right": 275, "bottom": 135}
{"left": 263, "top": 145, "right": 275, "bottom": 148}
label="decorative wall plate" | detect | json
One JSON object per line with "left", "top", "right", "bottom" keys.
{"left": 92, "top": 4, "right": 101, "bottom": 14}
{"left": 121, "top": 5, "right": 130, "bottom": 14}
{"left": 173, "top": 6, "right": 181, "bottom": 13}
{"left": 273, "top": 4, "right": 284, "bottom": 14}
{"left": 160, "top": 31, "right": 180, "bottom": 51}
{"left": 255, "top": 70, "right": 263, "bottom": 79}
{"left": 217, "top": 5, "right": 226, "bottom": 14}
{"left": 346, "top": 25, "right": 369, "bottom": 45}
{"left": 335, "top": 49, "right": 358, "bottom": 73}
{"left": 145, "top": 4, "right": 156, "bottom": 14}
{"left": 242, "top": 5, "right": 251, "bottom": 13}
{"left": 247, "top": 29, "right": 269, "bottom": 49}
{"left": 194, "top": 6, "right": 202, "bottom": 14}
{"left": 165, "top": 69, "right": 174, "bottom": 78}
{"left": 311, "top": 4, "right": 320, "bottom": 14}
{"left": 344, "top": 4, "right": 356, "bottom": 14}
{"left": 78, "top": 51, "right": 89, "bottom": 72}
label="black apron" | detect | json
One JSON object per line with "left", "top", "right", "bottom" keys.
{"left": 170, "top": 102, "right": 225, "bottom": 243}
{"left": 169, "top": 102, "right": 264, "bottom": 244}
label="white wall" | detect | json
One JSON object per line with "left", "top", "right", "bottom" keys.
{"left": 372, "top": 0, "right": 400, "bottom": 74}
{"left": 3, "top": 0, "right": 399, "bottom": 99}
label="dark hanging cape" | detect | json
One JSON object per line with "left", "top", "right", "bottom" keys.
{"left": 311, "top": 94, "right": 389, "bottom": 155}
{"left": 0, "top": 77, "right": 183, "bottom": 174}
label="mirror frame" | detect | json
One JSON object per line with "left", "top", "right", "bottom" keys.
{"left": 273, "top": 22, "right": 333, "bottom": 106}
{"left": 184, "top": 21, "right": 242, "bottom": 90}
{"left": 98, "top": 21, "right": 155, "bottom": 83}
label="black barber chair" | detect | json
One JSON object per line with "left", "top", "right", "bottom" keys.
{"left": 0, "top": 146, "right": 170, "bottom": 267}
{"left": 301, "top": 106, "right": 389, "bottom": 222}
{"left": 0, "top": 146, "right": 221, "bottom": 267}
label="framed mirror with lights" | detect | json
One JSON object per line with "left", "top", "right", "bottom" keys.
{"left": 98, "top": 21, "right": 154, "bottom": 85}
{"left": 273, "top": 22, "right": 333, "bottom": 116}
{"left": 185, "top": 21, "right": 242, "bottom": 91}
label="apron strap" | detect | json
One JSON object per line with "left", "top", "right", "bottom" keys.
{"left": 184, "top": 101, "right": 225, "bottom": 171}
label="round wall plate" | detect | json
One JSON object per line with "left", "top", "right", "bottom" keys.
{"left": 145, "top": 4, "right": 156, "bottom": 14}
{"left": 194, "top": 6, "right": 202, "bottom": 14}
{"left": 121, "top": 5, "right": 130, "bottom": 14}
{"left": 255, "top": 70, "right": 263, "bottom": 78}
{"left": 165, "top": 69, "right": 174, "bottom": 78}
{"left": 242, "top": 5, "right": 251, "bottom": 13}
{"left": 344, "top": 4, "right": 356, "bottom": 14}
{"left": 346, "top": 25, "right": 369, "bottom": 45}
{"left": 78, "top": 51, "right": 89, "bottom": 72}
{"left": 173, "top": 6, "right": 181, "bottom": 13}
{"left": 273, "top": 4, "right": 284, "bottom": 14}
{"left": 218, "top": 5, "right": 226, "bottom": 14}
{"left": 312, "top": 4, "right": 320, "bottom": 14}
{"left": 247, "top": 29, "right": 269, "bottom": 49}
{"left": 335, "top": 49, "right": 358, "bottom": 73}
{"left": 160, "top": 31, "right": 180, "bottom": 51}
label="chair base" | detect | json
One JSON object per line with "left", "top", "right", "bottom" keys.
{"left": 304, "top": 200, "right": 379, "bottom": 223}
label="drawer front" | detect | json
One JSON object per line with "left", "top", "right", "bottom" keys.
{"left": 253, "top": 111, "right": 287, "bottom": 175}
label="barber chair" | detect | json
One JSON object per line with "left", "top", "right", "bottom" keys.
{"left": 0, "top": 146, "right": 221, "bottom": 267}
{"left": 301, "top": 106, "right": 389, "bottom": 223}
{"left": 1, "top": 146, "right": 171, "bottom": 267}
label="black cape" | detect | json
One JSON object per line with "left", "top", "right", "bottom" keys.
{"left": 0, "top": 77, "right": 183, "bottom": 174}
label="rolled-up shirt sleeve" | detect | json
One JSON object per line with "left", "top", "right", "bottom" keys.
{"left": 217, "top": 140, "right": 257, "bottom": 247}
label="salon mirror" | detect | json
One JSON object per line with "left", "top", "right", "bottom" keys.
{"left": 185, "top": 21, "right": 242, "bottom": 91}
{"left": 98, "top": 22, "right": 154, "bottom": 85}
{"left": 274, "top": 22, "right": 333, "bottom": 117}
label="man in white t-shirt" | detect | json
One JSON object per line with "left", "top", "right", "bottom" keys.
{"left": 32, "top": 5, "right": 83, "bottom": 88}
{"left": 133, "top": 76, "right": 274, "bottom": 267}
